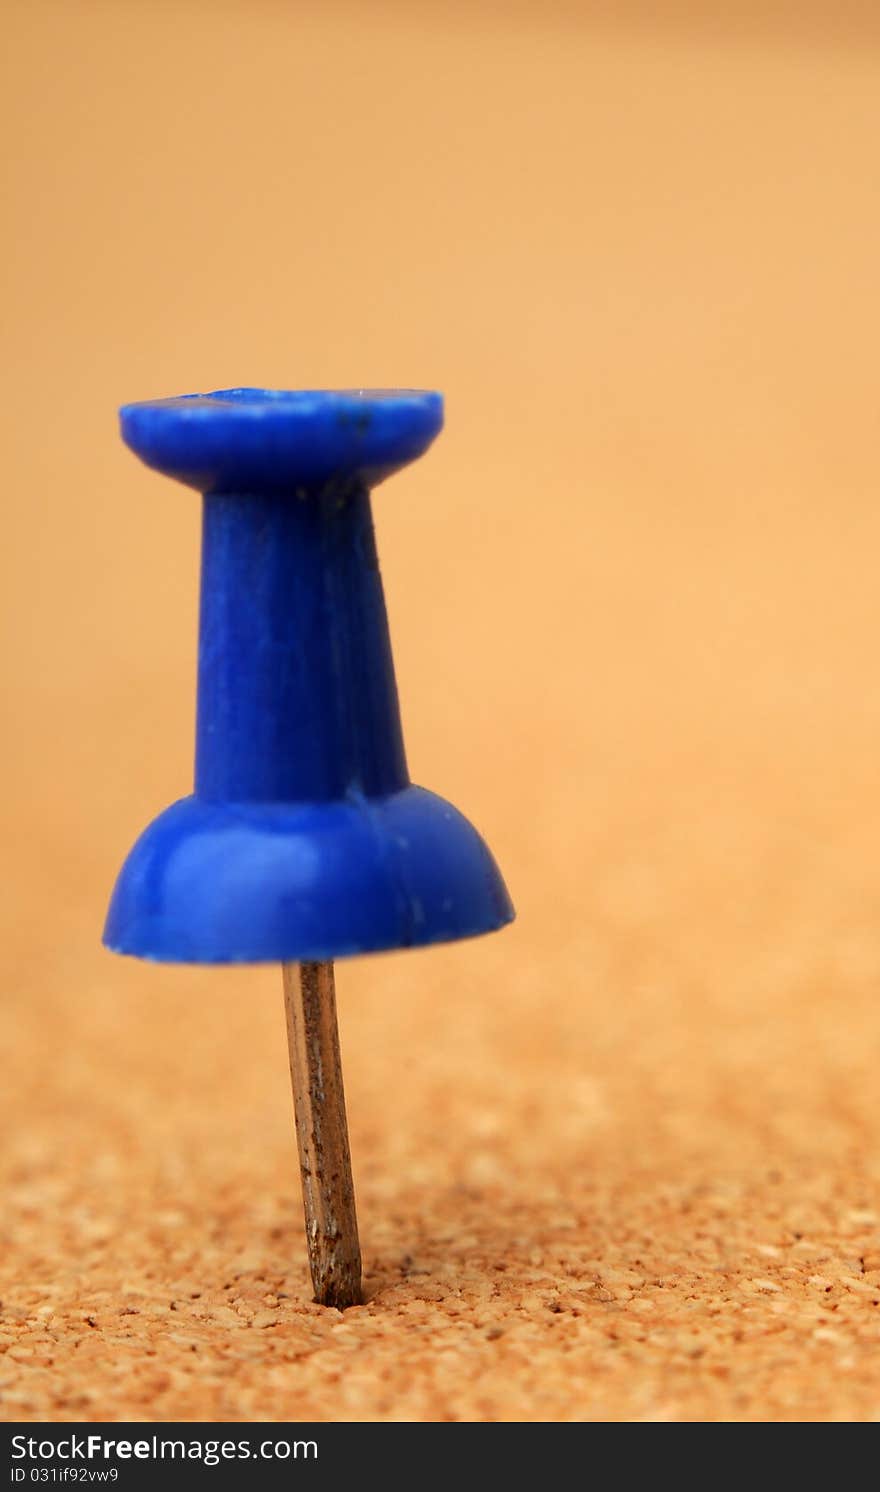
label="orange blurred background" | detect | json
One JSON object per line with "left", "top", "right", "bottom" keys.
{"left": 3, "top": 0, "right": 880, "bottom": 1422}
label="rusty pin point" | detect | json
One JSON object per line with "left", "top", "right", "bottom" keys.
{"left": 103, "top": 388, "right": 515, "bottom": 1308}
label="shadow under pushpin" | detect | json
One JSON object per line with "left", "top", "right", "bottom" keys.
{"left": 103, "top": 387, "right": 515, "bottom": 1307}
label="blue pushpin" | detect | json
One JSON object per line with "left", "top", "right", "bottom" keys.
{"left": 104, "top": 388, "right": 514, "bottom": 1308}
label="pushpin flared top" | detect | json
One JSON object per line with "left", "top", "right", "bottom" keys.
{"left": 118, "top": 387, "right": 445, "bottom": 496}
{"left": 104, "top": 388, "right": 514, "bottom": 964}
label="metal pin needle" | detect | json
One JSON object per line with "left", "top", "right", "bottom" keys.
{"left": 282, "top": 960, "right": 362, "bottom": 1309}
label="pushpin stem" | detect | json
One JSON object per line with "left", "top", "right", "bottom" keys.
{"left": 282, "top": 960, "right": 363, "bottom": 1308}
{"left": 197, "top": 489, "right": 408, "bottom": 804}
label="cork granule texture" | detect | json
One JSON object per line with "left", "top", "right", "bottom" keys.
{"left": 6, "top": 0, "right": 880, "bottom": 1425}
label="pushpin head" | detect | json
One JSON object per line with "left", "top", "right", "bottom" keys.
{"left": 104, "top": 388, "right": 514, "bottom": 963}
{"left": 119, "top": 387, "right": 444, "bottom": 496}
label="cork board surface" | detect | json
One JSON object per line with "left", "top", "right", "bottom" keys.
{"left": 4, "top": 0, "right": 880, "bottom": 1424}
